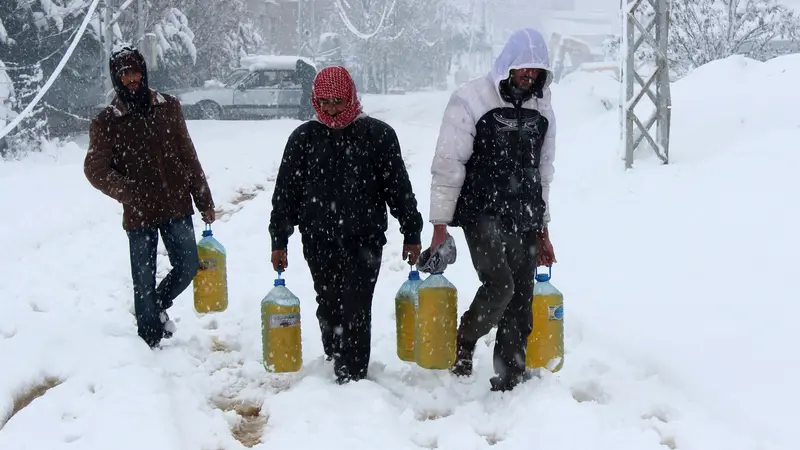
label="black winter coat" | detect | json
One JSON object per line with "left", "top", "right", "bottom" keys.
{"left": 269, "top": 116, "right": 423, "bottom": 250}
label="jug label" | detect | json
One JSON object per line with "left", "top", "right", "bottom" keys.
{"left": 270, "top": 312, "right": 300, "bottom": 328}
{"left": 548, "top": 304, "right": 564, "bottom": 321}
{"left": 199, "top": 258, "right": 218, "bottom": 270}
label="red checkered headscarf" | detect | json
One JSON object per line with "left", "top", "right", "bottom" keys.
{"left": 312, "top": 66, "right": 362, "bottom": 129}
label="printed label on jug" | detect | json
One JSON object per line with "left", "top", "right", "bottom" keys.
{"left": 270, "top": 312, "right": 300, "bottom": 328}
{"left": 548, "top": 304, "right": 564, "bottom": 321}
{"left": 199, "top": 258, "right": 218, "bottom": 270}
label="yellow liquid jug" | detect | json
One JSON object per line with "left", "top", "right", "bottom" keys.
{"left": 193, "top": 225, "right": 228, "bottom": 313}
{"left": 414, "top": 272, "right": 458, "bottom": 370}
{"left": 261, "top": 276, "right": 302, "bottom": 373}
{"left": 526, "top": 267, "right": 564, "bottom": 372}
{"left": 395, "top": 269, "right": 423, "bottom": 362}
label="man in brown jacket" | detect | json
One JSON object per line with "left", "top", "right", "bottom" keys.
{"left": 84, "top": 45, "right": 215, "bottom": 349}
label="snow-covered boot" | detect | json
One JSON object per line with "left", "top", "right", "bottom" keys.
{"left": 450, "top": 334, "right": 476, "bottom": 377}
{"left": 160, "top": 311, "right": 176, "bottom": 339}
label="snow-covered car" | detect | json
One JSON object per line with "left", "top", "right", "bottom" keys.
{"left": 168, "top": 55, "right": 316, "bottom": 120}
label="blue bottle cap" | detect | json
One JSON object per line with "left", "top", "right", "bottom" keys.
{"left": 202, "top": 224, "right": 213, "bottom": 237}
{"left": 274, "top": 278, "right": 286, "bottom": 287}
{"left": 534, "top": 265, "right": 552, "bottom": 283}
{"left": 409, "top": 270, "right": 420, "bottom": 281}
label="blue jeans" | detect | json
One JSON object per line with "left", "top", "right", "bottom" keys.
{"left": 127, "top": 215, "right": 199, "bottom": 347}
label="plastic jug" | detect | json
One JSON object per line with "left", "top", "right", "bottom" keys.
{"left": 193, "top": 224, "right": 228, "bottom": 313}
{"left": 261, "top": 273, "right": 302, "bottom": 373}
{"left": 526, "top": 266, "right": 564, "bottom": 372}
{"left": 414, "top": 272, "right": 458, "bottom": 370}
{"left": 395, "top": 268, "right": 423, "bottom": 362}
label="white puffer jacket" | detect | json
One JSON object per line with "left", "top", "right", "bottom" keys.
{"left": 429, "top": 28, "right": 556, "bottom": 226}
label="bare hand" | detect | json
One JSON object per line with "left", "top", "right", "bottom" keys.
{"left": 430, "top": 224, "right": 449, "bottom": 252}
{"left": 201, "top": 207, "right": 216, "bottom": 224}
{"left": 271, "top": 250, "right": 288, "bottom": 272}
{"left": 403, "top": 244, "right": 422, "bottom": 265}
{"left": 537, "top": 227, "right": 557, "bottom": 267}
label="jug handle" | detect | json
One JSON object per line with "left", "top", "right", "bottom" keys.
{"left": 534, "top": 265, "right": 553, "bottom": 279}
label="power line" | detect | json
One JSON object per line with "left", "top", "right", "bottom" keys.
{"left": 0, "top": 0, "right": 103, "bottom": 140}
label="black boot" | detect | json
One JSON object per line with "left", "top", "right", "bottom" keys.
{"left": 489, "top": 371, "right": 532, "bottom": 392}
{"left": 450, "top": 334, "right": 476, "bottom": 377}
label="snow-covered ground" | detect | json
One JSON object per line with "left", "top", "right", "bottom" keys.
{"left": 1, "top": 54, "right": 798, "bottom": 450}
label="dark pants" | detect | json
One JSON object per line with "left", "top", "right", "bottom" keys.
{"left": 127, "top": 215, "right": 199, "bottom": 347}
{"left": 302, "top": 233, "right": 385, "bottom": 382}
{"left": 461, "top": 217, "right": 538, "bottom": 382}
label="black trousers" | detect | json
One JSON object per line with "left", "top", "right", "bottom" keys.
{"left": 460, "top": 217, "right": 538, "bottom": 381}
{"left": 302, "top": 233, "right": 385, "bottom": 382}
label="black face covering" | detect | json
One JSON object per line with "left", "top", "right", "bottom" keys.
{"left": 500, "top": 70, "right": 549, "bottom": 105}
{"left": 117, "top": 84, "right": 152, "bottom": 116}
{"left": 109, "top": 47, "right": 152, "bottom": 115}
{"left": 500, "top": 78, "right": 533, "bottom": 105}
{"left": 508, "top": 80, "right": 533, "bottom": 101}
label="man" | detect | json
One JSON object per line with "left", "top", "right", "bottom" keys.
{"left": 269, "top": 66, "right": 423, "bottom": 384}
{"left": 428, "top": 28, "right": 558, "bottom": 392}
{"left": 295, "top": 58, "right": 316, "bottom": 121}
{"left": 84, "top": 45, "right": 216, "bottom": 349}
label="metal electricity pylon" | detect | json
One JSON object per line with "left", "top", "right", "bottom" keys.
{"left": 621, "top": 0, "right": 672, "bottom": 169}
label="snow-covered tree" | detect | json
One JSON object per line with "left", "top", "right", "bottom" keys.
{"left": 0, "top": 1, "right": 102, "bottom": 154}
{"left": 164, "top": 0, "right": 263, "bottom": 85}
{"left": 318, "top": 0, "right": 481, "bottom": 93}
{"left": 669, "top": 0, "right": 800, "bottom": 74}
{"left": 0, "top": 58, "right": 14, "bottom": 156}
{"left": 111, "top": 0, "right": 262, "bottom": 88}
{"left": 618, "top": 0, "right": 800, "bottom": 77}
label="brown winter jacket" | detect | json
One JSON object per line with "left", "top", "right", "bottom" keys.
{"left": 84, "top": 90, "right": 214, "bottom": 231}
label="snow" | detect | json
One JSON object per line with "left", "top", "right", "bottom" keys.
{"left": 154, "top": 8, "right": 198, "bottom": 64}
{"left": 0, "top": 59, "right": 14, "bottom": 131}
{"left": 1, "top": 54, "right": 799, "bottom": 449}
{"left": 333, "top": 0, "right": 399, "bottom": 40}
{"left": 0, "top": 18, "right": 10, "bottom": 45}
{"left": 239, "top": 55, "right": 316, "bottom": 71}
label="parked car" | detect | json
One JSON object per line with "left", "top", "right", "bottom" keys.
{"left": 167, "top": 55, "right": 317, "bottom": 120}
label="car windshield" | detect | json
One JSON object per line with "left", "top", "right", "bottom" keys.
{"left": 222, "top": 69, "right": 250, "bottom": 87}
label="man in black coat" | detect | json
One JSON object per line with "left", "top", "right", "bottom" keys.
{"left": 295, "top": 59, "right": 316, "bottom": 121}
{"left": 269, "top": 66, "right": 423, "bottom": 384}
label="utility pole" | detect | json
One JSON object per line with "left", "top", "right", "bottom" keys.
{"left": 621, "top": 0, "right": 672, "bottom": 169}
{"left": 102, "top": 0, "right": 113, "bottom": 96}
{"left": 137, "top": 0, "right": 145, "bottom": 42}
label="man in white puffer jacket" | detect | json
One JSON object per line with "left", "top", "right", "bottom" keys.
{"left": 427, "top": 28, "right": 557, "bottom": 391}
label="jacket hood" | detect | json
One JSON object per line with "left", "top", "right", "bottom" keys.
{"left": 109, "top": 45, "right": 149, "bottom": 95}
{"left": 490, "top": 28, "right": 553, "bottom": 99}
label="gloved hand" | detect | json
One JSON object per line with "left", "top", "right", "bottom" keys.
{"left": 417, "top": 235, "right": 457, "bottom": 274}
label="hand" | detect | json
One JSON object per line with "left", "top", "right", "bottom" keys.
{"left": 201, "top": 207, "right": 216, "bottom": 224}
{"left": 537, "top": 227, "right": 557, "bottom": 267}
{"left": 403, "top": 244, "right": 422, "bottom": 265}
{"left": 271, "top": 250, "right": 288, "bottom": 272}
{"left": 430, "top": 224, "right": 450, "bottom": 252}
